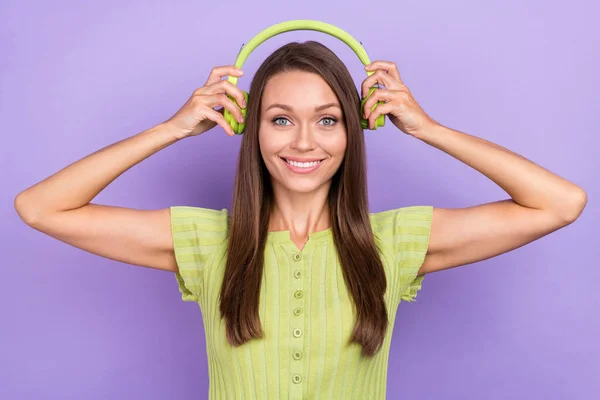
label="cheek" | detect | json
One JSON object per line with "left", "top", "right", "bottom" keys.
{"left": 258, "top": 135, "right": 284, "bottom": 174}
{"left": 337, "top": 136, "right": 347, "bottom": 155}
{"left": 258, "top": 130, "right": 275, "bottom": 158}
{"left": 259, "top": 127, "right": 285, "bottom": 152}
{"left": 259, "top": 141, "right": 282, "bottom": 163}
{"left": 322, "top": 133, "right": 347, "bottom": 157}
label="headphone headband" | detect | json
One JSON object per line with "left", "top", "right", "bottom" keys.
{"left": 227, "top": 20, "right": 371, "bottom": 86}
{"left": 223, "top": 20, "right": 385, "bottom": 134}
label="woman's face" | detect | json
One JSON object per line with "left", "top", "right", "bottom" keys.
{"left": 258, "top": 70, "right": 347, "bottom": 194}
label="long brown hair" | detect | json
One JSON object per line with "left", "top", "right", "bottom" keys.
{"left": 219, "top": 40, "right": 388, "bottom": 357}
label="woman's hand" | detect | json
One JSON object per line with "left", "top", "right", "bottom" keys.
{"left": 163, "top": 65, "right": 247, "bottom": 138}
{"left": 361, "top": 60, "right": 438, "bottom": 137}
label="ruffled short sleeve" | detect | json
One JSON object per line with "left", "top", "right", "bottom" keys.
{"left": 371, "top": 205, "right": 433, "bottom": 303}
{"left": 170, "top": 206, "right": 229, "bottom": 302}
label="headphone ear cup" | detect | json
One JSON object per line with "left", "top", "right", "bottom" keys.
{"left": 360, "top": 87, "right": 386, "bottom": 130}
{"left": 224, "top": 91, "right": 249, "bottom": 135}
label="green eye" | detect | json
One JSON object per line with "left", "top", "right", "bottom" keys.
{"left": 321, "top": 117, "right": 337, "bottom": 126}
{"left": 272, "top": 117, "right": 290, "bottom": 126}
{"left": 271, "top": 116, "right": 338, "bottom": 126}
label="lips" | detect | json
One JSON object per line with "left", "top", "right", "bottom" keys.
{"left": 280, "top": 157, "right": 324, "bottom": 174}
{"left": 281, "top": 156, "right": 325, "bottom": 163}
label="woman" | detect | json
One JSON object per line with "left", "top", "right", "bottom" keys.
{"left": 14, "top": 41, "right": 587, "bottom": 399}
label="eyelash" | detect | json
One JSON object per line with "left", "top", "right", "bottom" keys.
{"left": 271, "top": 115, "right": 338, "bottom": 127}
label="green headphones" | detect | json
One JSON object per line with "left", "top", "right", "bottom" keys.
{"left": 223, "top": 19, "right": 386, "bottom": 135}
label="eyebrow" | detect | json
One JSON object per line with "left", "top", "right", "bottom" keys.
{"left": 265, "top": 103, "right": 341, "bottom": 112}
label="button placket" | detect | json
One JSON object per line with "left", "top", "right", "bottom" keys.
{"left": 290, "top": 249, "right": 305, "bottom": 394}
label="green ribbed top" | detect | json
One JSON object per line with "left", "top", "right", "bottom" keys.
{"left": 171, "top": 205, "right": 433, "bottom": 400}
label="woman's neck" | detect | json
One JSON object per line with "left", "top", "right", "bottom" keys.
{"left": 268, "top": 188, "right": 331, "bottom": 236}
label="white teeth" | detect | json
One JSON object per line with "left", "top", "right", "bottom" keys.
{"left": 285, "top": 159, "right": 322, "bottom": 168}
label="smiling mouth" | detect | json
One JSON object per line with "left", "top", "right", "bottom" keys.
{"left": 280, "top": 157, "right": 325, "bottom": 168}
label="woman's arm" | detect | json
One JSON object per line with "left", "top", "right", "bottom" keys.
{"left": 360, "top": 60, "right": 587, "bottom": 275}
{"left": 14, "top": 64, "right": 249, "bottom": 272}
{"left": 418, "top": 124, "right": 587, "bottom": 219}
{"left": 14, "top": 123, "right": 183, "bottom": 272}
{"left": 15, "top": 123, "right": 179, "bottom": 219}
{"left": 415, "top": 123, "right": 587, "bottom": 275}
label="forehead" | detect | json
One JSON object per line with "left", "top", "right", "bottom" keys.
{"left": 261, "top": 70, "right": 339, "bottom": 111}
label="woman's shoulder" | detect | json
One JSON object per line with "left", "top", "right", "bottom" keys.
{"left": 370, "top": 205, "right": 433, "bottom": 233}
{"left": 170, "top": 206, "right": 229, "bottom": 303}
{"left": 370, "top": 205, "right": 433, "bottom": 303}
{"left": 369, "top": 205, "right": 433, "bottom": 246}
{"left": 170, "top": 205, "right": 229, "bottom": 237}
{"left": 170, "top": 205, "right": 229, "bottom": 217}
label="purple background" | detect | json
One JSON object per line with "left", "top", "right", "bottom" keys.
{"left": 1, "top": 0, "right": 598, "bottom": 399}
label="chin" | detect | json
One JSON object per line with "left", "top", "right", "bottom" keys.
{"left": 277, "top": 180, "right": 322, "bottom": 193}
{"left": 273, "top": 175, "right": 331, "bottom": 195}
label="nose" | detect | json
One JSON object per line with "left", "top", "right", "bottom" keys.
{"left": 289, "top": 123, "right": 316, "bottom": 151}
